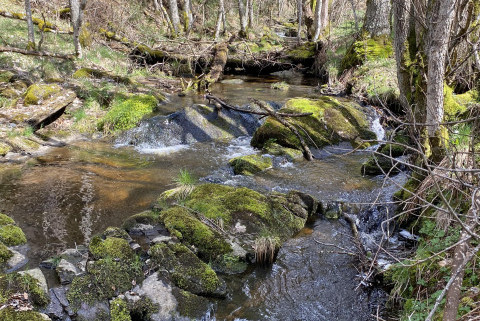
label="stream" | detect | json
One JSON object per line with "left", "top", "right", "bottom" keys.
{"left": 0, "top": 75, "right": 406, "bottom": 320}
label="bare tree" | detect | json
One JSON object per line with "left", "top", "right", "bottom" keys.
{"left": 24, "top": 0, "right": 35, "bottom": 50}
{"left": 312, "top": 0, "right": 323, "bottom": 41}
{"left": 69, "top": 0, "right": 87, "bottom": 57}
{"left": 297, "top": 0, "right": 302, "bottom": 44}
{"left": 320, "top": 0, "right": 329, "bottom": 32}
{"left": 184, "top": 0, "right": 193, "bottom": 32}
{"left": 248, "top": 0, "right": 254, "bottom": 29}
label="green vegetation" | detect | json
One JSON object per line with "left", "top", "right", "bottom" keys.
{"left": 161, "top": 169, "right": 198, "bottom": 201}
{"left": 99, "top": 94, "right": 159, "bottom": 134}
{"left": 110, "top": 298, "right": 132, "bottom": 321}
{"left": 0, "top": 272, "right": 49, "bottom": 306}
{"left": 271, "top": 81, "right": 289, "bottom": 91}
{"left": 0, "top": 214, "right": 26, "bottom": 246}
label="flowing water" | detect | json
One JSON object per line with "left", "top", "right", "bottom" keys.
{"left": 0, "top": 75, "right": 404, "bottom": 320}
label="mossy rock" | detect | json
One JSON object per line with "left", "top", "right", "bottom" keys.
{"left": 0, "top": 70, "right": 14, "bottom": 83}
{"left": 99, "top": 94, "right": 158, "bottom": 133}
{"left": 263, "top": 141, "right": 304, "bottom": 161}
{"left": 89, "top": 236, "right": 134, "bottom": 261}
{"left": 24, "top": 83, "right": 62, "bottom": 106}
{"left": 0, "top": 272, "right": 49, "bottom": 307}
{"left": 251, "top": 96, "right": 376, "bottom": 150}
{"left": 228, "top": 154, "right": 272, "bottom": 175}
{"left": 0, "top": 225, "right": 26, "bottom": 246}
{"left": 0, "top": 242, "right": 13, "bottom": 265}
{"left": 341, "top": 34, "right": 393, "bottom": 71}
{"left": 149, "top": 243, "right": 226, "bottom": 297}
{"left": 172, "top": 288, "right": 211, "bottom": 319}
{"left": 73, "top": 68, "right": 133, "bottom": 85}
{"left": 361, "top": 154, "right": 401, "bottom": 176}
{"left": 0, "top": 214, "right": 15, "bottom": 226}
{"left": 286, "top": 42, "right": 316, "bottom": 60}
{"left": 0, "top": 308, "right": 50, "bottom": 321}
{"left": 159, "top": 206, "right": 232, "bottom": 261}
{"left": 122, "top": 210, "right": 160, "bottom": 231}
{"left": 0, "top": 143, "right": 12, "bottom": 156}
{"left": 393, "top": 175, "right": 423, "bottom": 202}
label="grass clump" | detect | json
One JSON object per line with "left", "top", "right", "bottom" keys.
{"left": 271, "top": 81, "right": 289, "bottom": 91}
{"left": 99, "top": 94, "right": 158, "bottom": 134}
{"left": 161, "top": 169, "right": 197, "bottom": 201}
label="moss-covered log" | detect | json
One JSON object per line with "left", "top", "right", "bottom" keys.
{"left": 0, "top": 45, "right": 74, "bottom": 60}
{"left": 198, "top": 42, "right": 228, "bottom": 90}
{"left": 0, "top": 10, "right": 72, "bottom": 34}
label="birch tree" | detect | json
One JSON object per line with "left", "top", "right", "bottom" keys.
{"left": 70, "top": 0, "right": 87, "bottom": 57}
{"left": 215, "top": 0, "right": 225, "bottom": 40}
{"left": 313, "top": 0, "right": 323, "bottom": 41}
{"left": 297, "top": 0, "right": 302, "bottom": 44}
{"left": 238, "top": 0, "right": 248, "bottom": 38}
{"left": 169, "top": 0, "right": 181, "bottom": 36}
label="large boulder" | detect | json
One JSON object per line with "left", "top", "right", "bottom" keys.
{"left": 251, "top": 96, "right": 376, "bottom": 150}
{"left": 116, "top": 104, "right": 261, "bottom": 148}
{"left": 228, "top": 154, "right": 272, "bottom": 175}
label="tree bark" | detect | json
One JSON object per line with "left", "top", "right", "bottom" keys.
{"left": 24, "top": 0, "right": 35, "bottom": 49}
{"left": 364, "top": 0, "right": 391, "bottom": 37}
{"left": 238, "top": 0, "right": 248, "bottom": 38}
{"left": 215, "top": 0, "right": 225, "bottom": 40}
{"left": 425, "top": 0, "right": 456, "bottom": 141}
{"left": 320, "top": 0, "right": 329, "bottom": 32}
{"left": 69, "top": 0, "right": 87, "bottom": 57}
{"left": 248, "top": 0, "right": 254, "bottom": 29}
{"left": 313, "top": 0, "right": 323, "bottom": 41}
{"left": 184, "top": 0, "right": 193, "bottom": 33}
{"left": 168, "top": 0, "right": 181, "bottom": 35}
{"left": 297, "top": 0, "right": 302, "bottom": 44}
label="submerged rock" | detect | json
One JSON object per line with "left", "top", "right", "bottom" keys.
{"left": 228, "top": 154, "right": 273, "bottom": 175}
{"left": 251, "top": 96, "right": 376, "bottom": 151}
{"left": 263, "top": 141, "right": 304, "bottom": 161}
{"left": 117, "top": 104, "right": 261, "bottom": 149}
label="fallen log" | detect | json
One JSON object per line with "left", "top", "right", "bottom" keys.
{"left": 205, "top": 94, "right": 312, "bottom": 117}
{"left": 0, "top": 46, "right": 75, "bottom": 60}
{"left": 198, "top": 42, "right": 228, "bottom": 90}
{"left": 0, "top": 10, "right": 72, "bottom": 34}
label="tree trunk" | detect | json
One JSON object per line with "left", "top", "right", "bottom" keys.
{"left": 297, "top": 0, "right": 302, "bottom": 44}
{"left": 364, "top": 0, "right": 391, "bottom": 37}
{"left": 248, "top": 0, "right": 254, "bottom": 29}
{"left": 320, "top": 0, "right": 329, "bottom": 32}
{"left": 184, "top": 0, "right": 193, "bottom": 32}
{"left": 69, "top": 0, "right": 86, "bottom": 57}
{"left": 349, "top": 0, "right": 359, "bottom": 31}
{"left": 24, "top": 0, "right": 35, "bottom": 50}
{"left": 392, "top": 0, "right": 413, "bottom": 113}
{"left": 313, "top": 0, "right": 323, "bottom": 41}
{"left": 425, "top": 0, "right": 456, "bottom": 146}
{"left": 169, "top": 0, "right": 181, "bottom": 35}
{"left": 238, "top": 0, "right": 248, "bottom": 38}
{"left": 215, "top": 0, "right": 225, "bottom": 40}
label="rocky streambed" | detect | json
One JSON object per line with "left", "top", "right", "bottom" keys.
{"left": 0, "top": 76, "right": 409, "bottom": 320}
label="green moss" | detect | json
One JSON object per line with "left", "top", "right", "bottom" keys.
{"left": 271, "top": 82, "right": 289, "bottom": 91}
{"left": 393, "top": 175, "right": 423, "bottom": 202}
{"left": 149, "top": 243, "right": 224, "bottom": 296}
{"left": 443, "top": 85, "right": 467, "bottom": 119}
{"left": 263, "top": 141, "right": 303, "bottom": 161}
{"left": 23, "top": 83, "right": 61, "bottom": 106}
{"left": 251, "top": 97, "right": 376, "bottom": 150}
{"left": 110, "top": 297, "right": 132, "bottom": 321}
{"left": 228, "top": 154, "right": 272, "bottom": 175}
{"left": 0, "top": 308, "right": 49, "bottom": 321}
{"left": 0, "top": 243, "right": 13, "bottom": 265}
{"left": 286, "top": 42, "right": 316, "bottom": 60}
{"left": 186, "top": 184, "right": 270, "bottom": 225}
{"left": 0, "top": 71, "right": 14, "bottom": 83}
{"left": 99, "top": 94, "right": 158, "bottom": 133}
{"left": 0, "top": 214, "right": 15, "bottom": 226}
{"left": 159, "top": 206, "right": 231, "bottom": 260}
{"left": 0, "top": 273, "right": 49, "bottom": 306}
{"left": 341, "top": 34, "right": 393, "bottom": 71}
{"left": 68, "top": 255, "right": 142, "bottom": 311}
{"left": 173, "top": 288, "right": 210, "bottom": 319}
{"left": 0, "top": 225, "right": 26, "bottom": 246}
{"left": 89, "top": 237, "right": 135, "bottom": 261}
{"left": 361, "top": 155, "right": 400, "bottom": 176}
{"left": 79, "top": 25, "right": 92, "bottom": 48}
{"left": 122, "top": 210, "right": 160, "bottom": 231}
